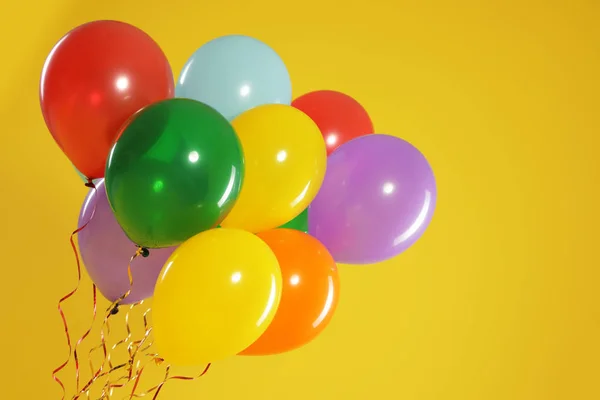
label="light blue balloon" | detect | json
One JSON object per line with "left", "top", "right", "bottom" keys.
{"left": 175, "top": 35, "right": 292, "bottom": 121}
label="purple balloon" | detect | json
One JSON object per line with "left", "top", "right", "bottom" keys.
{"left": 308, "top": 134, "right": 436, "bottom": 264}
{"left": 78, "top": 179, "right": 176, "bottom": 304}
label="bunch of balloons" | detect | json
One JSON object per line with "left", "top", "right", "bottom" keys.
{"left": 41, "top": 20, "right": 437, "bottom": 369}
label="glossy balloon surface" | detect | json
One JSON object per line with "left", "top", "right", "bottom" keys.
{"left": 309, "top": 134, "right": 437, "bottom": 264}
{"left": 105, "top": 98, "right": 244, "bottom": 248}
{"left": 220, "top": 104, "right": 326, "bottom": 233}
{"left": 153, "top": 229, "right": 282, "bottom": 365}
{"left": 78, "top": 180, "right": 176, "bottom": 304}
{"left": 40, "top": 20, "right": 174, "bottom": 179}
{"left": 241, "top": 229, "right": 339, "bottom": 355}
{"left": 292, "top": 90, "right": 374, "bottom": 155}
{"left": 176, "top": 34, "right": 291, "bottom": 121}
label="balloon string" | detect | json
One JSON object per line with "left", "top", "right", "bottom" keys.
{"left": 151, "top": 366, "right": 170, "bottom": 400}
{"left": 127, "top": 365, "right": 145, "bottom": 398}
{"left": 165, "top": 363, "right": 212, "bottom": 384}
{"left": 99, "top": 302, "right": 144, "bottom": 397}
{"left": 130, "top": 307, "right": 154, "bottom": 357}
{"left": 59, "top": 237, "right": 210, "bottom": 399}
{"left": 107, "top": 302, "right": 139, "bottom": 374}
{"left": 73, "top": 247, "right": 145, "bottom": 400}
{"left": 123, "top": 308, "right": 156, "bottom": 399}
{"left": 129, "top": 363, "right": 212, "bottom": 399}
{"left": 112, "top": 304, "right": 212, "bottom": 399}
{"left": 106, "top": 305, "right": 158, "bottom": 399}
{"left": 123, "top": 307, "right": 154, "bottom": 379}
{"left": 53, "top": 180, "right": 97, "bottom": 400}
{"left": 74, "top": 284, "right": 98, "bottom": 391}
{"left": 84, "top": 305, "right": 210, "bottom": 399}
{"left": 85, "top": 318, "right": 110, "bottom": 391}
{"left": 97, "top": 308, "right": 155, "bottom": 399}
{"left": 77, "top": 361, "right": 130, "bottom": 399}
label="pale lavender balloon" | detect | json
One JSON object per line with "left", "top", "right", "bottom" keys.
{"left": 78, "top": 179, "right": 176, "bottom": 304}
{"left": 308, "top": 134, "right": 436, "bottom": 264}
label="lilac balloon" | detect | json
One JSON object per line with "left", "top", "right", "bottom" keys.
{"left": 78, "top": 179, "right": 176, "bottom": 304}
{"left": 308, "top": 134, "right": 436, "bottom": 264}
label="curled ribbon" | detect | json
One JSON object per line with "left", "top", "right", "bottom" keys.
{"left": 99, "top": 301, "right": 145, "bottom": 398}
{"left": 53, "top": 180, "right": 97, "bottom": 400}
{"left": 73, "top": 284, "right": 98, "bottom": 392}
{"left": 55, "top": 198, "right": 211, "bottom": 399}
{"left": 73, "top": 247, "right": 146, "bottom": 400}
{"left": 129, "top": 363, "right": 212, "bottom": 399}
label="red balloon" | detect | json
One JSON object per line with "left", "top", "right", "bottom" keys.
{"left": 40, "top": 20, "right": 174, "bottom": 179}
{"left": 292, "top": 90, "right": 374, "bottom": 155}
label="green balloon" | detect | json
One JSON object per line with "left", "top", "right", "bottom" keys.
{"left": 278, "top": 208, "right": 308, "bottom": 233}
{"left": 105, "top": 98, "right": 244, "bottom": 248}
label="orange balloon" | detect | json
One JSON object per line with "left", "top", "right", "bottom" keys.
{"left": 240, "top": 229, "right": 340, "bottom": 356}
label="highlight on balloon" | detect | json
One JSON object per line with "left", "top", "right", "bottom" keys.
{"left": 40, "top": 20, "right": 437, "bottom": 399}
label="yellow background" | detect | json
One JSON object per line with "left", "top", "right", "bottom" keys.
{"left": 1, "top": 0, "right": 599, "bottom": 399}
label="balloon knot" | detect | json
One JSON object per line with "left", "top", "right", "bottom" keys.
{"left": 140, "top": 248, "right": 150, "bottom": 258}
{"left": 110, "top": 305, "right": 120, "bottom": 315}
{"left": 84, "top": 179, "right": 95, "bottom": 188}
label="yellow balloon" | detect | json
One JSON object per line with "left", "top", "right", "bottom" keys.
{"left": 152, "top": 228, "right": 282, "bottom": 365}
{"left": 220, "top": 104, "right": 327, "bottom": 233}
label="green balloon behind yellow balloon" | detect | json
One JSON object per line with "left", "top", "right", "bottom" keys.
{"left": 278, "top": 208, "right": 308, "bottom": 233}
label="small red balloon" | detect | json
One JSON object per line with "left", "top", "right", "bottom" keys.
{"left": 40, "top": 20, "right": 174, "bottom": 179}
{"left": 292, "top": 90, "right": 374, "bottom": 155}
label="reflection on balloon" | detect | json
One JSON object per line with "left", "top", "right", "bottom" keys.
{"left": 175, "top": 35, "right": 291, "bottom": 121}
{"left": 40, "top": 20, "right": 174, "bottom": 179}
{"left": 292, "top": 90, "right": 374, "bottom": 155}
{"left": 40, "top": 18, "right": 439, "bottom": 397}
{"left": 308, "top": 134, "right": 437, "bottom": 264}
{"left": 220, "top": 104, "right": 327, "bottom": 233}
{"left": 77, "top": 180, "right": 176, "bottom": 304}
{"left": 240, "top": 229, "right": 339, "bottom": 356}
{"left": 105, "top": 98, "right": 244, "bottom": 249}
{"left": 152, "top": 228, "right": 282, "bottom": 365}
